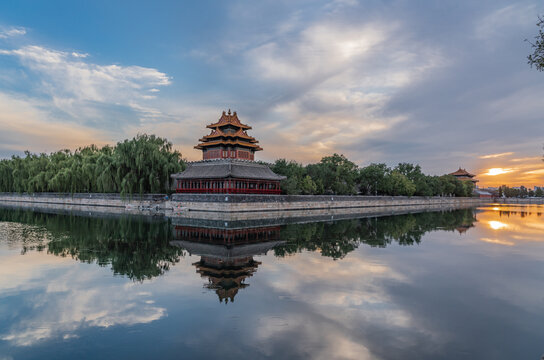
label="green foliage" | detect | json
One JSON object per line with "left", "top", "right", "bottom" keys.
{"left": 385, "top": 171, "right": 416, "bottom": 196}
{"left": 270, "top": 156, "right": 474, "bottom": 197}
{"left": 358, "top": 163, "right": 390, "bottom": 195}
{"left": 0, "top": 134, "right": 184, "bottom": 195}
{"left": 306, "top": 154, "right": 359, "bottom": 195}
{"left": 270, "top": 159, "right": 308, "bottom": 195}
{"left": 527, "top": 16, "right": 544, "bottom": 71}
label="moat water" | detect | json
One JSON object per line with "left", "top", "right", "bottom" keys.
{"left": 0, "top": 205, "right": 542, "bottom": 359}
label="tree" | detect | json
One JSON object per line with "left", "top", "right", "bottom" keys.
{"left": 270, "top": 159, "right": 307, "bottom": 195}
{"left": 358, "top": 163, "right": 390, "bottom": 195}
{"left": 527, "top": 16, "right": 544, "bottom": 71}
{"left": 0, "top": 134, "right": 183, "bottom": 195}
{"left": 394, "top": 163, "right": 432, "bottom": 196}
{"left": 307, "top": 154, "right": 359, "bottom": 195}
{"left": 384, "top": 171, "right": 416, "bottom": 196}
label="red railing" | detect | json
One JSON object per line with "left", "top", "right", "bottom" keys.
{"left": 176, "top": 187, "right": 281, "bottom": 194}
{"left": 175, "top": 178, "right": 281, "bottom": 194}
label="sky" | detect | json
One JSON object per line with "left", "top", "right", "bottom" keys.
{"left": 0, "top": 0, "right": 542, "bottom": 187}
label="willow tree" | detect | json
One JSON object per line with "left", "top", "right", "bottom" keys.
{"left": 0, "top": 134, "right": 184, "bottom": 194}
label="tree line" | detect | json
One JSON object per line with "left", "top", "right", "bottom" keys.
{"left": 0, "top": 134, "right": 185, "bottom": 195}
{"left": 499, "top": 185, "right": 543, "bottom": 198}
{"left": 270, "top": 154, "right": 475, "bottom": 197}
{"left": 1, "top": 136, "right": 473, "bottom": 197}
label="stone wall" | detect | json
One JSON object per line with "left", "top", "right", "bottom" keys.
{"left": 0, "top": 193, "right": 167, "bottom": 209}
{"left": 170, "top": 194, "right": 490, "bottom": 212}
{"left": 0, "top": 192, "right": 491, "bottom": 215}
{"left": 170, "top": 202, "right": 481, "bottom": 228}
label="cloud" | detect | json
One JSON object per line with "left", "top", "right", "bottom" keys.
{"left": 0, "top": 45, "right": 171, "bottom": 130}
{"left": 474, "top": 4, "right": 536, "bottom": 40}
{"left": 70, "top": 51, "right": 88, "bottom": 58}
{"left": 482, "top": 168, "right": 515, "bottom": 176}
{"left": 479, "top": 152, "right": 514, "bottom": 159}
{"left": 0, "top": 92, "right": 110, "bottom": 155}
{"left": 0, "top": 27, "right": 26, "bottom": 39}
{"left": 240, "top": 17, "right": 445, "bottom": 163}
{"left": 247, "top": 22, "right": 387, "bottom": 83}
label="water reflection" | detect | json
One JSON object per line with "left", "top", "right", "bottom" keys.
{"left": 0, "top": 207, "right": 477, "bottom": 283}
{"left": 171, "top": 226, "right": 283, "bottom": 303}
{"left": 0, "top": 205, "right": 542, "bottom": 359}
{"left": 0, "top": 208, "right": 183, "bottom": 281}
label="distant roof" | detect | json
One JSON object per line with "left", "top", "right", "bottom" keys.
{"left": 171, "top": 159, "right": 286, "bottom": 180}
{"left": 449, "top": 168, "right": 476, "bottom": 177}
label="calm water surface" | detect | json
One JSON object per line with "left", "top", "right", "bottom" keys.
{"left": 0, "top": 205, "right": 542, "bottom": 359}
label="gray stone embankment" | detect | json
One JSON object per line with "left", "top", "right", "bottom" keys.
{"left": 169, "top": 194, "right": 490, "bottom": 213}
{"left": 0, "top": 193, "right": 491, "bottom": 217}
{"left": 0, "top": 193, "right": 167, "bottom": 209}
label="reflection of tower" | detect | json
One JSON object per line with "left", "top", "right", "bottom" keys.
{"left": 455, "top": 224, "right": 473, "bottom": 234}
{"left": 455, "top": 212, "right": 478, "bottom": 235}
{"left": 170, "top": 226, "right": 283, "bottom": 303}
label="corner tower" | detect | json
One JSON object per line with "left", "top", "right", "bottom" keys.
{"left": 196, "top": 109, "right": 262, "bottom": 160}
{"left": 171, "top": 110, "right": 286, "bottom": 194}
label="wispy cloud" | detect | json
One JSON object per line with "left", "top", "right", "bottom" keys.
{"left": 0, "top": 45, "right": 171, "bottom": 127}
{"left": 240, "top": 17, "right": 445, "bottom": 163}
{"left": 70, "top": 51, "right": 88, "bottom": 58}
{"left": 0, "top": 26, "right": 26, "bottom": 39}
{"left": 474, "top": 4, "right": 536, "bottom": 40}
{"left": 479, "top": 152, "right": 514, "bottom": 159}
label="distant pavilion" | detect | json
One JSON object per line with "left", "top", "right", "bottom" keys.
{"left": 171, "top": 110, "right": 285, "bottom": 194}
{"left": 449, "top": 168, "right": 479, "bottom": 185}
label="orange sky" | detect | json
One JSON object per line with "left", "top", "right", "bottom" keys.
{"left": 474, "top": 152, "right": 543, "bottom": 188}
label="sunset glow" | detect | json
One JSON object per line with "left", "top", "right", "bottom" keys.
{"left": 484, "top": 168, "right": 513, "bottom": 176}
{"left": 488, "top": 221, "right": 508, "bottom": 230}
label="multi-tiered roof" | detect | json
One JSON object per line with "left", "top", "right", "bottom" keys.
{"left": 171, "top": 109, "right": 285, "bottom": 194}
{"left": 449, "top": 168, "right": 479, "bottom": 184}
{"left": 195, "top": 110, "right": 262, "bottom": 159}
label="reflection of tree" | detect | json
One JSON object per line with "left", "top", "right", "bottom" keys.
{"left": 0, "top": 207, "right": 477, "bottom": 279}
{"left": 274, "top": 209, "right": 477, "bottom": 259}
{"left": 0, "top": 208, "right": 184, "bottom": 281}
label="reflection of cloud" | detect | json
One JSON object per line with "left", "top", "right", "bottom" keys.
{"left": 0, "top": 250, "right": 166, "bottom": 347}
{"left": 480, "top": 237, "right": 514, "bottom": 246}
{"left": 258, "top": 251, "right": 414, "bottom": 358}
{"left": 255, "top": 313, "right": 373, "bottom": 360}
{"left": 488, "top": 220, "right": 508, "bottom": 230}
{"left": 476, "top": 205, "right": 544, "bottom": 244}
